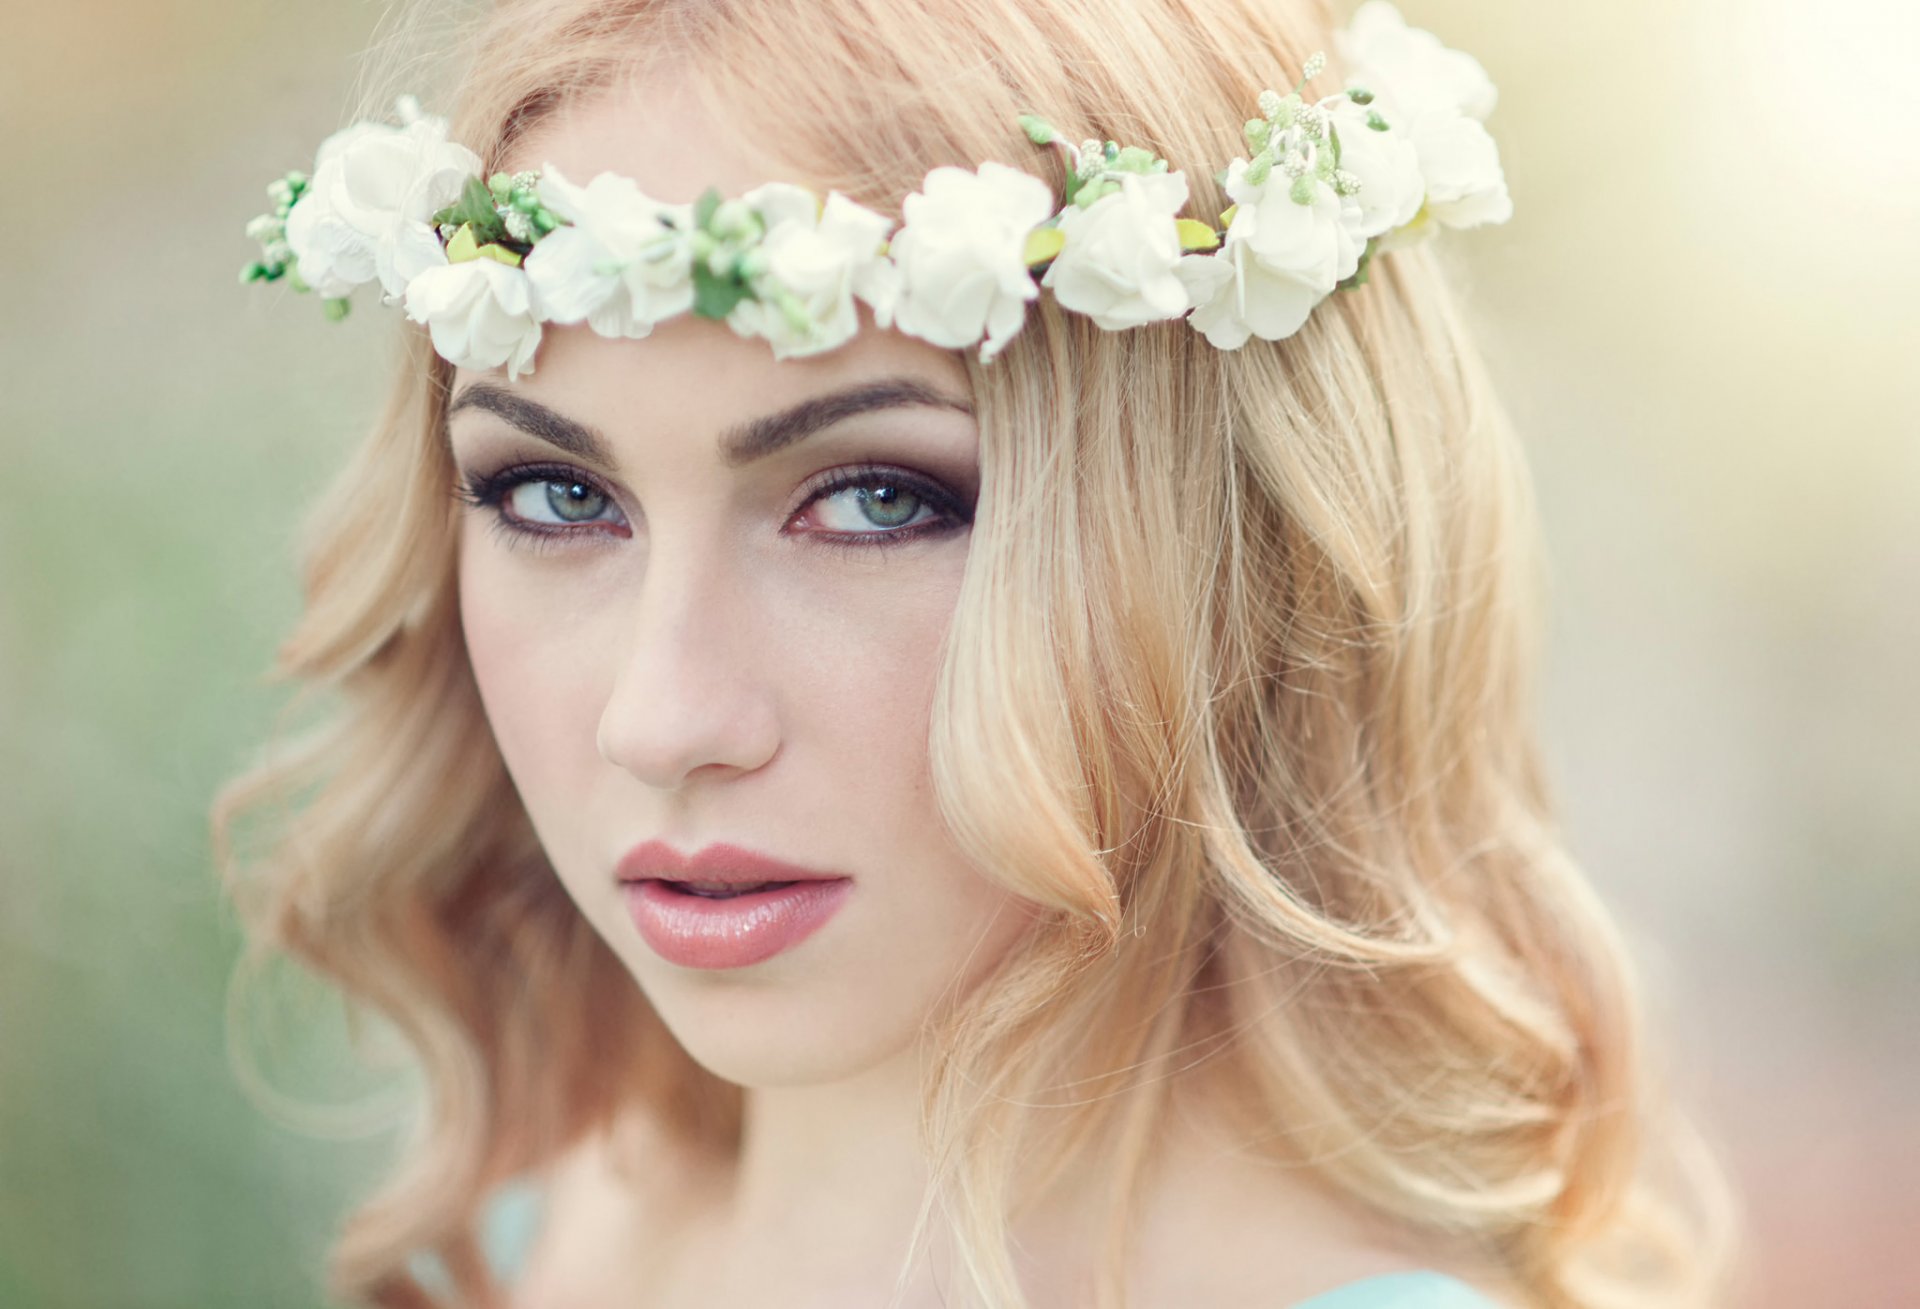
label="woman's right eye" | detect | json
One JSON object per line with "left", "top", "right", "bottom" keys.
{"left": 504, "top": 475, "right": 617, "bottom": 526}
{"left": 454, "top": 463, "right": 629, "bottom": 548}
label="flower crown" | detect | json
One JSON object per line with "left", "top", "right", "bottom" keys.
{"left": 241, "top": 1, "right": 1509, "bottom": 380}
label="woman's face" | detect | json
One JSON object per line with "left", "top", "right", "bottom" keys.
{"left": 445, "top": 74, "right": 1040, "bottom": 1090}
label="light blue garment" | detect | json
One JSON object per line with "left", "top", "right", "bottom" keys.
{"left": 404, "top": 1176, "right": 548, "bottom": 1298}
{"left": 1291, "top": 1270, "right": 1502, "bottom": 1307}
{"left": 446, "top": 1177, "right": 1500, "bottom": 1307}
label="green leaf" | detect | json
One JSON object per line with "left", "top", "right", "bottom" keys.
{"left": 432, "top": 176, "right": 503, "bottom": 233}
{"left": 1338, "top": 239, "right": 1377, "bottom": 290}
{"left": 1023, "top": 226, "right": 1066, "bottom": 266}
{"left": 691, "top": 262, "right": 748, "bottom": 319}
{"left": 1061, "top": 169, "right": 1083, "bottom": 209}
{"left": 1075, "top": 178, "right": 1119, "bottom": 207}
{"left": 446, "top": 223, "right": 481, "bottom": 263}
{"left": 1175, "top": 218, "right": 1220, "bottom": 251}
{"left": 1018, "top": 113, "right": 1057, "bottom": 146}
{"left": 693, "top": 186, "right": 723, "bottom": 231}
{"left": 458, "top": 176, "right": 497, "bottom": 225}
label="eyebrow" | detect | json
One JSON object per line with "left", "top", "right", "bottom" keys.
{"left": 444, "top": 375, "right": 975, "bottom": 469}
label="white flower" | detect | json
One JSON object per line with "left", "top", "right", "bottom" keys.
{"left": 1337, "top": 1, "right": 1498, "bottom": 123}
{"left": 402, "top": 258, "right": 543, "bottom": 381}
{"left": 1185, "top": 240, "right": 1329, "bottom": 349}
{"left": 522, "top": 162, "right": 697, "bottom": 337}
{"left": 1402, "top": 110, "right": 1511, "bottom": 229}
{"left": 725, "top": 185, "right": 898, "bottom": 359}
{"left": 1183, "top": 157, "right": 1357, "bottom": 349}
{"left": 884, "top": 161, "right": 1056, "bottom": 360}
{"left": 1335, "top": 1, "right": 1511, "bottom": 233}
{"left": 283, "top": 99, "right": 481, "bottom": 301}
{"left": 1041, "top": 170, "right": 1219, "bottom": 330}
{"left": 1325, "top": 98, "right": 1425, "bottom": 239}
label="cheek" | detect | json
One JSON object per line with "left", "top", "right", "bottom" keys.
{"left": 457, "top": 549, "right": 611, "bottom": 814}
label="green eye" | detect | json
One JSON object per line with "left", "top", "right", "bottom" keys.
{"left": 544, "top": 480, "right": 608, "bottom": 523}
{"left": 506, "top": 478, "right": 612, "bottom": 525}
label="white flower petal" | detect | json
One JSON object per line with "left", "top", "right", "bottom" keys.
{"left": 1408, "top": 111, "right": 1511, "bottom": 228}
{"left": 284, "top": 105, "right": 481, "bottom": 302}
{"left": 403, "top": 260, "right": 543, "bottom": 379}
{"left": 1337, "top": 1, "right": 1497, "bottom": 123}
{"left": 890, "top": 162, "right": 1053, "bottom": 356}
{"left": 524, "top": 161, "right": 695, "bottom": 334}
{"left": 1042, "top": 171, "right": 1196, "bottom": 330}
{"left": 1328, "top": 100, "right": 1426, "bottom": 239}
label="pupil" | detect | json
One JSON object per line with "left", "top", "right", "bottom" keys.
{"left": 861, "top": 484, "right": 918, "bottom": 527}
{"left": 547, "top": 481, "right": 604, "bottom": 522}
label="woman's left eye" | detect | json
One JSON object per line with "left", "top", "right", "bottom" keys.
{"left": 794, "top": 467, "right": 970, "bottom": 546}
{"left": 453, "top": 462, "right": 970, "bottom": 553}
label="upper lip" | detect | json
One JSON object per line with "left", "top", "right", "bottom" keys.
{"left": 615, "top": 840, "right": 849, "bottom": 886}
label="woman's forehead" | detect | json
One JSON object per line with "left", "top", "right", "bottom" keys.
{"left": 499, "top": 65, "right": 783, "bottom": 209}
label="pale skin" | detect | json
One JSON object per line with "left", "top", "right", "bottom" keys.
{"left": 445, "top": 65, "right": 1523, "bottom": 1309}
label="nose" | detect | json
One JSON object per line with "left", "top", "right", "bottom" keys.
{"left": 595, "top": 539, "right": 781, "bottom": 792}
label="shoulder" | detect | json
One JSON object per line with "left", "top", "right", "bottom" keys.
{"left": 1119, "top": 1109, "right": 1530, "bottom": 1309}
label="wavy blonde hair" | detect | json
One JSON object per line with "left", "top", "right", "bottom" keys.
{"left": 212, "top": 0, "right": 1741, "bottom": 1305}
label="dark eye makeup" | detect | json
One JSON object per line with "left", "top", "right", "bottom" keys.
{"left": 451, "top": 459, "right": 975, "bottom": 556}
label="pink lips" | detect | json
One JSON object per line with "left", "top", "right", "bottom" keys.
{"left": 615, "top": 840, "right": 853, "bottom": 969}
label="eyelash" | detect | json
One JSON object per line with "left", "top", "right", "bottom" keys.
{"left": 451, "top": 460, "right": 972, "bottom": 556}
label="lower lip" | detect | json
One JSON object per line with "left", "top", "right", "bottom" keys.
{"left": 621, "top": 878, "right": 853, "bottom": 969}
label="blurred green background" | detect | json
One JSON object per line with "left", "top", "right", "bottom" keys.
{"left": 3, "top": 0, "right": 1915, "bottom": 1304}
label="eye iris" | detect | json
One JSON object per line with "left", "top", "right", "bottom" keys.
{"left": 546, "top": 480, "right": 605, "bottom": 522}
{"left": 858, "top": 484, "right": 920, "bottom": 528}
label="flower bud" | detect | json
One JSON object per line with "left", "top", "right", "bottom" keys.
{"left": 774, "top": 288, "right": 813, "bottom": 334}
{"left": 1018, "top": 114, "right": 1057, "bottom": 146}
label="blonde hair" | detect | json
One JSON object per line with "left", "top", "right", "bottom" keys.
{"left": 212, "top": 1, "right": 1741, "bottom": 1305}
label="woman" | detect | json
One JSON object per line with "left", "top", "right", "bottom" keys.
{"left": 214, "top": 0, "right": 1738, "bottom": 1305}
